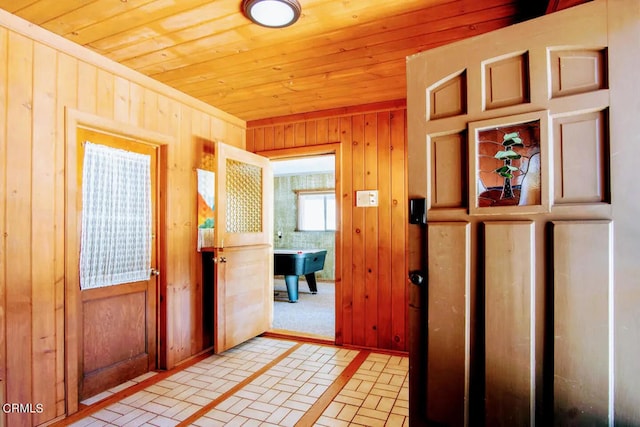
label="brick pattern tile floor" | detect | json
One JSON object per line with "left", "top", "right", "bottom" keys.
{"left": 66, "top": 337, "right": 408, "bottom": 427}
{"left": 315, "top": 353, "right": 409, "bottom": 427}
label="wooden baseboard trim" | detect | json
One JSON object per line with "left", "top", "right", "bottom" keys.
{"left": 262, "top": 330, "right": 335, "bottom": 346}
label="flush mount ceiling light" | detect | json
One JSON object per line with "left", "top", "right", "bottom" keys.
{"left": 242, "top": 0, "right": 302, "bottom": 28}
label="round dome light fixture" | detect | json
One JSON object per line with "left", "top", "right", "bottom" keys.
{"left": 242, "top": 0, "right": 301, "bottom": 28}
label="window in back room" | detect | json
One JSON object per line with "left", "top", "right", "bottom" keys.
{"left": 296, "top": 190, "right": 336, "bottom": 231}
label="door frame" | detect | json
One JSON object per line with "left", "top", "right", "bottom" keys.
{"left": 257, "top": 143, "right": 342, "bottom": 344}
{"left": 64, "top": 108, "right": 171, "bottom": 414}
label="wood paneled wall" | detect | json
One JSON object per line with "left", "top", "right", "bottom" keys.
{"left": 246, "top": 101, "right": 409, "bottom": 352}
{"left": 0, "top": 10, "right": 245, "bottom": 426}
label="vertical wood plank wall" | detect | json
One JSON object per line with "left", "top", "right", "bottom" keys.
{"left": 246, "top": 102, "right": 409, "bottom": 352}
{"left": 0, "top": 12, "right": 245, "bottom": 426}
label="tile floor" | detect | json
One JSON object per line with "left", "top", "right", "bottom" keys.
{"left": 63, "top": 336, "right": 408, "bottom": 427}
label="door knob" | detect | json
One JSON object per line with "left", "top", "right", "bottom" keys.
{"left": 213, "top": 256, "right": 227, "bottom": 263}
{"left": 150, "top": 268, "right": 160, "bottom": 276}
{"left": 409, "top": 270, "right": 424, "bottom": 285}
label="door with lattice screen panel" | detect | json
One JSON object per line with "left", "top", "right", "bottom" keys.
{"left": 203, "top": 142, "right": 273, "bottom": 353}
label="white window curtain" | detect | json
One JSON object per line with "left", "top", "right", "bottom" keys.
{"left": 80, "top": 141, "right": 152, "bottom": 290}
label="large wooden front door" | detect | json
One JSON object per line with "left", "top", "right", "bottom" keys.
{"left": 407, "top": 1, "right": 640, "bottom": 425}
{"left": 76, "top": 127, "right": 159, "bottom": 400}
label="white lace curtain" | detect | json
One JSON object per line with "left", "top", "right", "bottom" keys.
{"left": 80, "top": 141, "right": 152, "bottom": 290}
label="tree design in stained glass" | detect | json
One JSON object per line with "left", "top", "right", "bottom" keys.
{"left": 477, "top": 120, "right": 541, "bottom": 207}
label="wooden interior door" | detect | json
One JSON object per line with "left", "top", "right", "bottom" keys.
{"left": 407, "top": 1, "right": 639, "bottom": 425}
{"left": 208, "top": 245, "right": 272, "bottom": 353}
{"left": 211, "top": 142, "right": 273, "bottom": 353}
{"left": 76, "top": 128, "right": 159, "bottom": 400}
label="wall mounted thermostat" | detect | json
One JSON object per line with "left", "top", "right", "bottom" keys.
{"left": 356, "top": 190, "right": 379, "bottom": 207}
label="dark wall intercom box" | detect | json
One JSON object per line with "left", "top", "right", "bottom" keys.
{"left": 409, "top": 198, "right": 426, "bottom": 225}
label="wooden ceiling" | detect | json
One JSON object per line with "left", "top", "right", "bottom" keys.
{"left": 0, "top": 0, "right": 587, "bottom": 122}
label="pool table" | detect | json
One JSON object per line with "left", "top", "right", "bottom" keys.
{"left": 274, "top": 249, "right": 327, "bottom": 302}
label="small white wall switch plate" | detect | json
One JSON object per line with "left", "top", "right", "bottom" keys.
{"left": 356, "top": 190, "right": 379, "bottom": 207}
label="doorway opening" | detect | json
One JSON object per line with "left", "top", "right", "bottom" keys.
{"left": 270, "top": 154, "right": 336, "bottom": 340}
